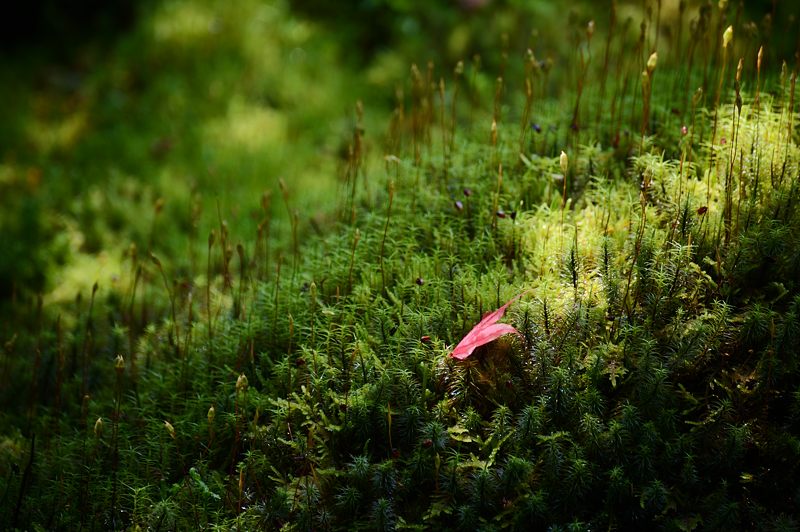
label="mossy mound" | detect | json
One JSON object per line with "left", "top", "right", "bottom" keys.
{"left": 2, "top": 1, "right": 800, "bottom": 530}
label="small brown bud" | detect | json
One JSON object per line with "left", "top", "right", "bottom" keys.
{"left": 559, "top": 151, "right": 569, "bottom": 175}
{"left": 723, "top": 26, "right": 733, "bottom": 49}
{"left": 646, "top": 52, "right": 658, "bottom": 74}
{"left": 692, "top": 87, "right": 703, "bottom": 106}
{"left": 114, "top": 354, "right": 125, "bottom": 374}
{"left": 236, "top": 373, "right": 249, "bottom": 393}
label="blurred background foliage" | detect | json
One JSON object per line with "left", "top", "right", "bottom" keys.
{"left": 2, "top": 0, "right": 368, "bottom": 312}
{"left": 1, "top": 0, "right": 796, "bottom": 317}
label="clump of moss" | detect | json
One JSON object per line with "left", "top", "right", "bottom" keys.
{"left": 3, "top": 1, "right": 800, "bottom": 530}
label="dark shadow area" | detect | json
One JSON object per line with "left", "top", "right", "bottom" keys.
{"left": 1, "top": 0, "right": 142, "bottom": 56}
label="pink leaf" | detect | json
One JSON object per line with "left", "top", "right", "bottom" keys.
{"left": 450, "top": 294, "right": 525, "bottom": 360}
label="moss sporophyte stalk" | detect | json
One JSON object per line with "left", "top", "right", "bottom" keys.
{"left": 3, "top": 0, "right": 800, "bottom": 529}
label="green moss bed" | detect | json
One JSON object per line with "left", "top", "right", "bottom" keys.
{"left": 2, "top": 1, "right": 800, "bottom": 530}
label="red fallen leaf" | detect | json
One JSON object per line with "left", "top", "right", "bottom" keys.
{"left": 450, "top": 294, "right": 524, "bottom": 360}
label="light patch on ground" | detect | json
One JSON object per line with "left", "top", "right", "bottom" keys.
{"left": 151, "top": 0, "right": 219, "bottom": 46}
{"left": 45, "top": 221, "right": 128, "bottom": 307}
{"left": 204, "top": 98, "right": 287, "bottom": 154}
{"left": 25, "top": 111, "right": 87, "bottom": 155}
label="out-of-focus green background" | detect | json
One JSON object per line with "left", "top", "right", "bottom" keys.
{"left": 1, "top": 0, "right": 793, "bottom": 315}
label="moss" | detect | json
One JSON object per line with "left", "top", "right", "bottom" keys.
{"left": 3, "top": 0, "right": 800, "bottom": 529}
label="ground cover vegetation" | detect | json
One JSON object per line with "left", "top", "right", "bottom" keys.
{"left": 2, "top": 0, "right": 800, "bottom": 529}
